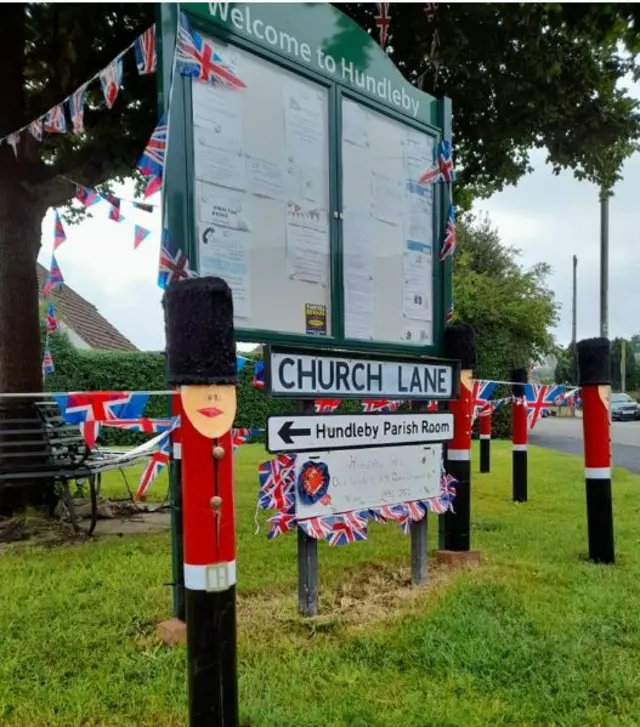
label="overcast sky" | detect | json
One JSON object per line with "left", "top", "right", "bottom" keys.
{"left": 38, "top": 148, "right": 640, "bottom": 352}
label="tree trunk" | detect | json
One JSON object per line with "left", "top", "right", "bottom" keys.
{"left": 0, "top": 170, "right": 53, "bottom": 515}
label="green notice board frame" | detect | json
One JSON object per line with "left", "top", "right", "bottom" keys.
{"left": 158, "top": 3, "right": 452, "bottom": 357}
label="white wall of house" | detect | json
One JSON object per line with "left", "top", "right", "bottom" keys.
{"left": 59, "top": 321, "right": 91, "bottom": 350}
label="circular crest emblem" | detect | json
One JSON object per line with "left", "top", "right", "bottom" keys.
{"left": 297, "top": 461, "right": 331, "bottom": 506}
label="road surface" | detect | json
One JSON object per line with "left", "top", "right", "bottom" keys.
{"left": 529, "top": 416, "right": 640, "bottom": 474}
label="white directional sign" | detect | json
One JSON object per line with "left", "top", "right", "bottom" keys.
{"left": 264, "top": 347, "right": 458, "bottom": 400}
{"left": 266, "top": 412, "right": 454, "bottom": 454}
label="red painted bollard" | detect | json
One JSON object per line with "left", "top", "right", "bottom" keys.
{"left": 511, "top": 368, "right": 528, "bottom": 503}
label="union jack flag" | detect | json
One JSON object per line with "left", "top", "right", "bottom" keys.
{"left": 99, "top": 56, "right": 123, "bottom": 109}
{"left": 6, "top": 132, "right": 20, "bottom": 158}
{"left": 53, "top": 211, "right": 66, "bottom": 250}
{"left": 426, "top": 400, "right": 439, "bottom": 412}
{"left": 406, "top": 500, "right": 427, "bottom": 522}
{"left": 46, "top": 301, "right": 58, "bottom": 334}
{"left": 298, "top": 515, "right": 333, "bottom": 540}
{"left": 42, "top": 345, "right": 54, "bottom": 376}
{"left": 439, "top": 203, "right": 455, "bottom": 261}
{"left": 176, "top": 12, "right": 246, "bottom": 89}
{"left": 258, "top": 456, "right": 295, "bottom": 510}
{"left": 106, "top": 194, "right": 123, "bottom": 223}
{"left": 446, "top": 300, "right": 454, "bottom": 323}
{"left": 42, "top": 255, "right": 64, "bottom": 296}
{"left": 374, "top": 3, "right": 391, "bottom": 49}
{"left": 78, "top": 422, "right": 101, "bottom": 449}
{"left": 29, "top": 118, "right": 43, "bottom": 141}
{"left": 524, "top": 383, "right": 564, "bottom": 430}
{"left": 252, "top": 360, "right": 265, "bottom": 389}
{"left": 441, "top": 472, "right": 457, "bottom": 502}
{"left": 134, "top": 224, "right": 150, "bottom": 250}
{"left": 232, "top": 427, "right": 259, "bottom": 449}
{"left": 315, "top": 399, "right": 341, "bottom": 413}
{"left": 68, "top": 84, "right": 87, "bottom": 134}
{"left": 327, "top": 510, "right": 368, "bottom": 546}
{"left": 75, "top": 184, "right": 101, "bottom": 207}
{"left": 135, "top": 432, "right": 171, "bottom": 500}
{"left": 362, "top": 399, "right": 403, "bottom": 413}
{"left": 56, "top": 391, "right": 149, "bottom": 424}
{"left": 471, "top": 380, "right": 497, "bottom": 423}
{"left": 135, "top": 25, "right": 157, "bottom": 75}
{"left": 144, "top": 174, "right": 162, "bottom": 198}
{"left": 370, "top": 503, "right": 407, "bottom": 524}
{"left": 44, "top": 104, "right": 66, "bottom": 134}
{"left": 137, "top": 116, "right": 167, "bottom": 180}
{"left": 437, "top": 140, "right": 455, "bottom": 182}
{"left": 267, "top": 511, "right": 296, "bottom": 539}
{"left": 103, "top": 418, "right": 174, "bottom": 434}
{"left": 158, "top": 245, "right": 196, "bottom": 289}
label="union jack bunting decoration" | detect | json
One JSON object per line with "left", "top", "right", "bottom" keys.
{"left": 135, "top": 25, "right": 157, "bottom": 75}
{"left": 68, "top": 84, "right": 87, "bottom": 134}
{"left": 99, "top": 56, "right": 123, "bottom": 109}
{"left": 362, "top": 400, "right": 403, "bottom": 413}
{"left": 75, "top": 184, "right": 101, "bottom": 207}
{"left": 524, "top": 383, "right": 564, "bottom": 430}
{"left": 471, "top": 380, "right": 497, "bottom": 423}
{"left": 406, "top": 500, "right": 427, "bottom": 522}
{"left": 29, "top": 118, "right": 43, "bottom": 141}
{"left": 327, "top": 510, "right": 368, "bottom": 546}
{"left": 6, "top": 132, "right": 20, "bottom": 158}
{"left": 314, "top": 399, "right": 341, "bottom": 413}
{"left": 297, "top": 516, "right": 333, "bottom": 540}
{"left": 42, "top": 345, "right": 54, "bottom": 376}
{"left": 267, "top": 511, "right": 296, "bottom": 540}
{"left": 158, "top": 245, "right": 196, "bottom": 289}
{"left": 137, "top": 116, "right": 167, "bottom": 180}
{"left": 44, "top": 104, "right": 67, "bottom": 134}
{"left": 176, "top": 12, "right": 246, "bottom": 89}
{"left": 134, "top": 224, "right": 150, "bottom": 249}
{"left": 258, "top": 456, "right": 295, "bottom": 511}
{"left": 78, "top": 422, "right": 101, "bottom": 449}
{"left": 439, "top": 203, "right": 455, "bottom": 261}
{"left": 369, "top": 503, "right": 407, "bottom": 525}
{"left": 54, "top": 391, "right": 149, "bottom": 425}
{"left": 374, "top": 3, "right": 391, "bottom": 49}
{"left": 437, "top": 140, "right": 455, "bottom": 182}
{"left": 232, "top": 427, "right": 261, "bottom": 449}
{"left": 46, "top": 301, "right": 58, "bottom": 334}
{"left": 446, "top": 300, "right": 454, "bottom": 323}
{"left": 252, "top": 360, "right": 265, "bottom": 389}
{"left": 133, "top": 201, "right": 154, "bottom": 213}
{"left": 135, "top": 432, "right": 171, "bottom": 500}
{"left": 42, "top": 255, "right": 64, "bottom": 296}
{"left": 107, "top": 194, "right": 123, "bottom": 223}
{"left": 102, "top": 418, "right": 174, "bottom": 433}
{"left": 53, "top": 211, "right": 66, "bottom": 250}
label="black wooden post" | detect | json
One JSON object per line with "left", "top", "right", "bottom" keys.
{"left": 410, "top": 400, "right": 431, "bottom": 584}
{"left": 297, "top": 398, "right": 318, "bottom": 616}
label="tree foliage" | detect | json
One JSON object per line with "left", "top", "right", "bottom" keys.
{"left": 452, "top": 213, "right": 558, "bottom": 379}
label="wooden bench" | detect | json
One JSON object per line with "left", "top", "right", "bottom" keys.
{"left": 0, "top": 400, "right": 99, "bottom": 533}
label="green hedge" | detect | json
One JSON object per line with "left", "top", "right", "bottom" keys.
{"left": 44, "top": 333, "right": 514, "bottom": 443}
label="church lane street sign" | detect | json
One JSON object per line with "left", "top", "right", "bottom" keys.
{"left": 266, "top": 411, "right": 455, "bottom": 454}
{"left": 264, "top": 346, "right": 460, "bottom": 401}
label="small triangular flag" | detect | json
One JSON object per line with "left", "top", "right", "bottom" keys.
{"left": 53, "top": 211, "right": 66, "bottom": 250}
{"left": 134, "top": 224, "right": 151, "bottom": 250}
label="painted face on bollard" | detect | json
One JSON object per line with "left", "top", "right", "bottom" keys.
{"left": 180, "top": 385, "right": 237, "bottom": 439}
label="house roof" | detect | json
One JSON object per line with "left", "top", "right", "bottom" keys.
{"left": 37, "top": 263, "right": 138, "bottom": 352}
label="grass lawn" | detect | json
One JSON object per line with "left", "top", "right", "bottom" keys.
{"left": 3, "top": 442, "right": 640, "bottom": 726}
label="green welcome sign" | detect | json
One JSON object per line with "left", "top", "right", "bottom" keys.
{"left": 158, "top": 3, "right": 452, "bottom": 356}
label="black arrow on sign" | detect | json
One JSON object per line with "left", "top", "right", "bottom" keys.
{"left": 278, "top": 420, "right": 312, "bottom": 445}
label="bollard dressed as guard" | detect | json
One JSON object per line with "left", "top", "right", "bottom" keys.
{"left": 163, "top": 276, "right": 239, "bottom": 727}
{"left": 576, "top": 337, "right": 615, "bottom": 564}
{"left": 510, "top": 368, "right": 528, "bottom": 503}
{"left": 442, "top": 323, "right": 477, "bottom": 554}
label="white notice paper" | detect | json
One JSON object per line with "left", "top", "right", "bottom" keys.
{"left": 246, "top": 156, "right": 288, "bottom": 201}
{"left": 192, "top": 81, "right": 243, "bottom": 150}
{"left": 197, "top": 224, "right": 251, "bottom": 318}
{"left": 371, "top": 171, "right": 403, "bottom": 226}
{"left": 286, "top": 221, "right": 329, "bottom": 285}
{"left": 196, "top": 183, "right": 250, "bottom": 231}
{"left": 403, "top": 242, "right": 432, "bottom": 322}
{"left": 287, "top": 201, "right": 329, "bottom": 232}
{"left": 283, "top": 80, "right": 325, "bottom": 169}
{"left": 404, "top": 190, "right": 433, "bottom": 246}
{"left": 194, "top": 128, "right": 246, "bottom": 191}
{"left": 343, "top": 211, "right": 375, "bottom": 340}
{"left": 342, "top": 100, "right": 370, "bottom": 148}
{"left": 300, "top": 167, "right": 325, "bottom": 204}
{"left": 404, "top": 128, "right": 434, "bottom": 183}
{"left": 402, "top": 323, "right": 432, "bottom": 345}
